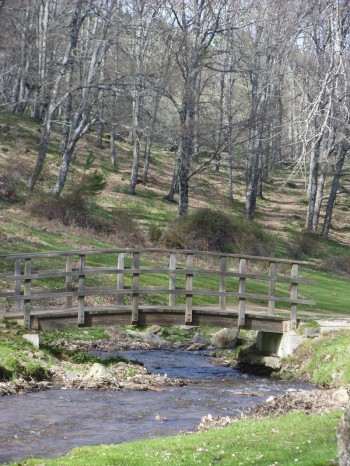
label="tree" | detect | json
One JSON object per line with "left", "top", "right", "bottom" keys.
{"left": 53, "top": 0, "right": 117, "bottom": 196}
{"left": 165, "top": 0, "right": 228, "bottom": 217}
{"left": 299, "top": 0, "right": 350, "bottom": 234}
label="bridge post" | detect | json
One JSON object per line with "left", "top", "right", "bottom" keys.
{"left": 23, "top": 258, "right": 32, "bottom": 328}
{"left": 238, "top": 258, "right": 246, "bottom": 326}
{"left": 77, "top": 254, "right": 86, "bottom": 326}
{"left": 117, "top": 252, "right": 125, "bottom": 306}
{"left": 65, "top": 255, "right": 73, "bottom": 309}
{"left": 219, "top": 256, "right": 227, "bottom": 310}
{"left": 268, "top": 261, "right": 276, "bottom": 315}
{"left": 185, "top": 253, "right": 193, "bottom": 324}
{"left": 290, "top": 263, "right": 299, "bottom": 329}
{"left": 169, "top": 253, "right": 176, "bottom": 307}
{"left": 131, "top": 252, "right": 140, "bottom": 324}
{"left": 14, "top": 259, "right": 21, "bottom": 312}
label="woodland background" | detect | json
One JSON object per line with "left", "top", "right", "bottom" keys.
{"left": 0, "top": 0, "right": 349, "bottom": 242}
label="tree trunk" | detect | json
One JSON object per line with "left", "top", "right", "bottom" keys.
{"left": 228, "top": 151, "right": 233, "bottom": 200}
{"left": 110, "top": 92, "right": 118, "bottom": 168}
{"left": 305, "top": 137, "right": 322, "bottom": 231}
{"left": 165, "top": 150, "right": 180, "bottom": 202}
{"left": 312, "top": 160, "right": 328, "bottom": 232}
{"left": 13, "top": 6, "right": 32, "bottom": 114}
{"left": 322, "top": 145, "right": 347, "bottom": 238}
{"left": 53, "top": 115, "right": 95, "bottom": 197}
{"left": 110, "top": 125, "right": 117, "bottom": 168}
{"left": 129, "top": 93, "right": 142, "bottom": 194}
{"left": 143, "top": 135, "right": 152, "bottom": 183}
{"left": 28, "top": 0, "right": 88, "bottom": 191}
{"left": 28, "top": 123, "right": 52, "bottom": 190}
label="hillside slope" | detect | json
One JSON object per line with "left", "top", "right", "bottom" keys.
{"left": 0, "top": 111, "right": 349, "bottom": 259}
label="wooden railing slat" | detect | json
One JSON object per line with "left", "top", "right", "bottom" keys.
{"left": 185, "top": 253, "right": 193, "bottom": 324}
{"left": 169, "top": 253, "right": 176, "bottom": 307}
{"left": 23, "top": 258, "right": 31, "bottom": 328}
{"left": 14, "top": 259, "right": 21, "bottom": 313}
{"left": 77, "top": 255, "right": 86, "bottom": 326}
{"left": 66, "top": 256, "right": 73, "bottom": 309}
{"left": 117, "top": 253, "right": 125, "bottom": 306}
{"left": 268, "top": 262, "right": 276, "bottom": 315}
{"left": 131, "top": 252, "right": 140, "bottom": 324}
{"left": 237, "top": 258, "right": 246, "bottom": 326}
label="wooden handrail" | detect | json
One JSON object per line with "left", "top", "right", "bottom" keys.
{"left": 0, "top": 248, "right": 315, "bottom": 265}
{"left": 0, "top": 248, "right": 316, "bottom": 329}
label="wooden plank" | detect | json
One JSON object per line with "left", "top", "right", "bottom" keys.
{"left": 23, "top": 258, "right": 31, "bottom": 328}
{"left": 268, "top": 262, "right": 276, "bottom": 315}
{"left": 169, "top": 252, "right": 176, "bottom": 307}
{"left": 116, "top": 252, "right": 125, "bottom": 306}
{"left": 32, "top": 309, "right": 288, "bottom": 333}
{"left": 290, "top": 263, "right": 299, "bottom": 329}
{"left": 65, "top": 255, "right": 73, "bottom": 309}
{"left": 185, "top": 253, "right": 193, "bottom": 324}
{"left": 0, "top": 267, "right": 316, "bottom": 285}
{"left": 77, "top": 254, "right": 86, "bottom": 326}
{"left": 2, "top": 287, "right": 315, "bottom": 306}
{"left": 219, "top": 256, "right": 226, "bottom": 310}
{"left": 14, "top": 259, "right": 21, "bottom": 312}
{"left": 0, "top": 247, "right": 315, "bottom": 266}
{"left": 131, "top": 252, "right": 140, "bottom": 324}
{"left": 237, "top": 258, "right": 246, "bottom": 326}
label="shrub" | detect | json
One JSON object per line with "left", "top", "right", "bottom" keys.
{"left": 149, "top": 224, "right": 163, "bottom": 243}
{"left": 287, "top": 231, "right": 322, "bottom": 260}
{"left": 26, "top": 193, "right": 145, "bottom": 245}
{"left": 163, "top": 208, "right": 275, "bottom": 255}
{"left": 325, "top": 254, "right": 350, "bottom": 277}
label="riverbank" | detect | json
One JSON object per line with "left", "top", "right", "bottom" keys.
{"left": 2, "top": 328, "right": 348, "bottom": 466}
{"left": 1, "top": 323, "right": 350, "bottom": 398}
{"left": 11, "top": 410, "right": 342, "bottom": 466}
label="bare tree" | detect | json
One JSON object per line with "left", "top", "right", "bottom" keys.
{"left": 28, "top": 0, "right": 94, "bottom": 191}
{"left": 165, "top": 0, "right": 228, "bottom": 217}
{"left": 53, "top": 0, "right": 117, "bottom": 196}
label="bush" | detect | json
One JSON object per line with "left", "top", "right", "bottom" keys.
{"left": 162, "top": 208, "right": 275, "bottom": 255}
{"left": 326, "top": 254, "right": 350, "bottom": 277}
{"left": 149, "top": 224, "right": 163, "bottom": 243}
{"left": 26, "top": 193, "right": 145, "bottom": 245}
{"left": 287, "top": 231, "right": 322, "bottom": 260}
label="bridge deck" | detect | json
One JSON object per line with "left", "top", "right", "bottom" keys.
{"left": 1, "top": 306, "right": 296, "bottom": 333}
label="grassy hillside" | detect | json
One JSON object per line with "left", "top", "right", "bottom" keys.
{"left": 0, "top": 111, "right": 349, "bottom": 315}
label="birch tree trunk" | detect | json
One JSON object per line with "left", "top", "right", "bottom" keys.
{"left": 28, "top": 0, "right": 89, "bottom": 191}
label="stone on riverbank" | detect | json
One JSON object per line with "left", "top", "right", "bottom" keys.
{"left": 211, "top": 328, "right": 239, "bottom": 348}
{"left": 86, "top": 363, "right": 113, "bottom": 380}
{"left": 126, "top": 330, "right": 168, "bottom": 348}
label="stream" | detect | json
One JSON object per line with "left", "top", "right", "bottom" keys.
{"left": 0, "top": 350, "right": 312, "bottom": 464}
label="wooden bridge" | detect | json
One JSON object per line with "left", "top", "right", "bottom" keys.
{"left": 0, "top": 248, "right": 316, "bottom": 333}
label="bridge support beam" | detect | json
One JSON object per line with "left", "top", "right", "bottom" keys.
{"left": 256, "top": 326, "right": 304, "bottom": 358}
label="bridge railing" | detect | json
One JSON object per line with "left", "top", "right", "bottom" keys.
{"left": 0, "top": 248, "right": 316, "bottom": 328}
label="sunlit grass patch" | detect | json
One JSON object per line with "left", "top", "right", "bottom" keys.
{"left": 18, "top": 411, "right": 340, "bottom": 466}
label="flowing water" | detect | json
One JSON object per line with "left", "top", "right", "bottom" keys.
{"left": 0, "top": 350, "right": 312, "bottom": 463}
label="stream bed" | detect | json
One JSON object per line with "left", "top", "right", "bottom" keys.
{"left": 0, "top": 350, "right": 312, "bottom": 463}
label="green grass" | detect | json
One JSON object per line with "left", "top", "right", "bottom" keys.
{"left": 0, "top": 332, "right": 48, "bottom": 380}
{"left": 14, "top": 411, "right": 341, "bottom": 466}
{"left": 287, "top": 330, "right": 350, "bottom": 386}
{"left": 41, "top": 327, "right": 109, "bottom": 343}
{"left": 300, "top": 269, "right": 350, "bottom": 314}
